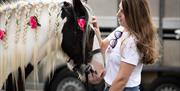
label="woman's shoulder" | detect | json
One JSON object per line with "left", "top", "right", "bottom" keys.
{"left": 115, "top": 26, "right": 124, "bottom": 32}
{"left": 123, "top": 33, "right": 137, "bottom": 46}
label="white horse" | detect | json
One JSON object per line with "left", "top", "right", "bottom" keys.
{"left": 0, "top": 0, "right": 104, "bottom": 90}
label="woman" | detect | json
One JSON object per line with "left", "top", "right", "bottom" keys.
{"left": 91, "top": 0, "right": 160, "bottom": 91}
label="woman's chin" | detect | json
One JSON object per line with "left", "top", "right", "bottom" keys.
{"left": 118, "top": 22, "right": 123, "bottom": 26}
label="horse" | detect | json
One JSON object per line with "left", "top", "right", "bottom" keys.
{"left": 0, "top": 0, "right": 105, "bottom": 90}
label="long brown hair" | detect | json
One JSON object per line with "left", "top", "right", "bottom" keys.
{"left": 122, "top": 0, "right": 160, "bottom": 64}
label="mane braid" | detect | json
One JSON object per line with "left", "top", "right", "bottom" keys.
{"left": 32, "top": 3, "right": 43, "bottom": 89}
{"left": 0, "top": 5, "right": 12, "bottom": 89}
{"left": 46, "top": 3, "right": 56, "bottom": 79}
{"left": 12, "top": 4, "right": 23, "bottom": 91}
{"left": 20, "top": 4, "right": 33, "bottom": 85}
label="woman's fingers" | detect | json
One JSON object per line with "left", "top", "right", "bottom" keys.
{"left": 91, "top": 16, "right": 99, "bottom": 30}
{"left": 88, "top": 60, "right": 106, "bottom": 84}
{"left": 99, "top": 69, "right": 106, "bottom": 78}
{"left": 88, "top": 72, "right": 102, "bottom": 84}
{"left": 88, "top": 72, "right": 97, "bottom": 81}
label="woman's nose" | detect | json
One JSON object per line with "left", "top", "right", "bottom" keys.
{"left": 116, "top": 11, "right": 121, "bottom": 18}
{"left": 116, "top": 10, "right": 121, "bottom": 17}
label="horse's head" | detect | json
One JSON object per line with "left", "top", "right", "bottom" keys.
{"left": 61, "top": 0, "right": 92, "bottom": 65}
{"left": 60, "top": 0, "right": 104, "bottom": 81}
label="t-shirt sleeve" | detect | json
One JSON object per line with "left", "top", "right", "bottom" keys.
{"left": 121, "top": 37, "right": 140, "bottom": 66}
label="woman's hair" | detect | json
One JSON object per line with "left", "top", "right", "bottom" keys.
{"left": 122, "top": 0, "right": 160, "bottom": 64}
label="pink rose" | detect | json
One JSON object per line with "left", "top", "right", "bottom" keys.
{"left": 77, "top": 18, "right": 86, "bottom": 32}
{"left": 30, "top": 16, "right": 38, "bottom": 29}
{"left": 28, "top": 16, "right": 41, "bottom": 29}
{"left": 0, "top": 29, "right": 6, "bottom": 40}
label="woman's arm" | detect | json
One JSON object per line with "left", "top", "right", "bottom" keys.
{"left": 91, "top": 16, "right": 109, "bottom": 53}
{"left": 109, "top": 62, "right": 135, "bottom": 91}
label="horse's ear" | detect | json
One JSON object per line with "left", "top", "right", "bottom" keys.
{"left": 61, "top": 2, "right": 74, "bottom": 19}
{"left": 73, "top": 0, "right": 88, "bottom": 20}
{"left": 73, "top": 0, "right": 84, "bottom": 9}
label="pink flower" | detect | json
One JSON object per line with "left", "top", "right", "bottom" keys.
{"left": 77, "top": 18, "right": 86, "bottom": 32}
{"left": 0, "top": 28, "right": 6, "bottom": 40}
{"left": 28, "top": 16, "right": 41, "bottom": 29}
{"left": 30, "top": 16, "right": 38, "bottom": 29}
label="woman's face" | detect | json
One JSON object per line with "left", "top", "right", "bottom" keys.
{"left": 117, "top": 2, "right": 127, "bottom": 28}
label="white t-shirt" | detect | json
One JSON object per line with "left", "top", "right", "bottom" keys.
{"left": 104, "top": 26, "right": 143, "bottom": 87}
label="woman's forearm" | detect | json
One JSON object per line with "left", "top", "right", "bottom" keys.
{"left": 91, "top": 16, "right": 109, "bottom": 53}
{"left": 109, "top": 78, "right": 127, "bottom": 91}
{"left": 94, "top": 28, "right": 102, "bottom": 45}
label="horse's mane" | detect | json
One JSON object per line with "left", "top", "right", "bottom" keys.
{"left": 0, "top": 0, "right": 94, "bottom": 61}
{"left": 0, "top": 1, "right": 101, "bottom": 90}
{"left": 0, "top": 0, "right": 96, "bottom": 79}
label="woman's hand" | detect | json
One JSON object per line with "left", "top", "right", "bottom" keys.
{"left": 91, "top": 16, "right": 100, "bottom": 33}
{"left": 88, "top": 60, "right": 106, "bottom": 84}
{"left": 91, "top": 16, "right": 103, "bottom": 47}
{"left": 91, "top": 16, "right": 99, "bottom": 31}
{"left": 91, "top": 16, "right": 110, "bottom": 53}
